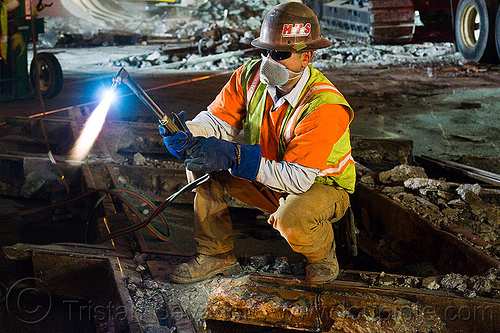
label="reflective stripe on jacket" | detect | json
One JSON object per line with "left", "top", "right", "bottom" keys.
{"left": 241, "top": 59, "right": 356, "bottom": 193}
{"left": 1, "top": 3, "right": 7, "bottom": 62}
{"left": 1, "top": 0, "right": 19, "bottom": 62}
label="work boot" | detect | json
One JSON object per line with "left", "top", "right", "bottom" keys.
{"left": 306, "top": 244, "right": 340, "bottom": 283}
{"left": 170, "top": 250, "right": 241, "bottom": 283}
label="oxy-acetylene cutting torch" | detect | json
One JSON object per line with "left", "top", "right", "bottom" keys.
{"left": 111, "top": 67, "right": 186, "bottom": 135}
{"left": 94, "top": 68, "right": 211, "bottom": 244}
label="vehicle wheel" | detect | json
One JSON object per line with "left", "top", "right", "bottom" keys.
{"left": 455, "top": 0, "right": 499, "bottom": 63}
{"left": 30, "top": 52, "right": 63, "bottom": 99}
{"left": 496, "top": 5, "right": 500, "bottom": 59}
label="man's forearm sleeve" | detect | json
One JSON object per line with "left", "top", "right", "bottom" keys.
{"left": 256, "top": 158, "right": 319, "bottom": 194}
{"left": 185, "top": 110, "right": 240, "bottom": 140}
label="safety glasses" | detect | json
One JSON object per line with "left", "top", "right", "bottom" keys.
{"left": 260, "top": 49, "right": 293, "bottom": 61}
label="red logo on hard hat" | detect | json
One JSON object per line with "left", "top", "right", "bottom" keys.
{"left": 282, "top": 23, "right": 311, "bottom": 37}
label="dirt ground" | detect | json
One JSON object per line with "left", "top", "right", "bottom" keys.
{"left": 320, "top": 65, "right": 500, "bottom": 164}
{"left": 4, "top": 50, "right": 500, "bottom": 167}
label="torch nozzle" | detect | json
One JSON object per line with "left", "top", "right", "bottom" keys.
{"left": 109, "top": 67, "right": 128, "bottom": 92}
{"left": 111, "top": 67, "right": 181, "bottom": 135}
{"left": 112, "top": 67, "right": 128, "bottom": 86}
{"left": 110, "top": 80, "right": 118, "bottom": 90}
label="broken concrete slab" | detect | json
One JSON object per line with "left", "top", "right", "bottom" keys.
{"left": 352, "top": 180, "right": 500, "bottom": 273}
{"left": 357, "top": 159, "right": 500, "bottom": 267}
{"left": 378, "top": 164, "right": 428, "bottom": 186}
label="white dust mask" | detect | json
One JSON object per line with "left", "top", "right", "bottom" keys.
{"left": 259, "top": 55, "right": 303, "bottom": 87}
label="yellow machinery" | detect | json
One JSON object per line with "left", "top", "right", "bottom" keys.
{"left": 0, "top": 0, "right": 62, "bottom": 101}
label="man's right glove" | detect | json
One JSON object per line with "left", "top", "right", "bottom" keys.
{"left": 159, "top": 111, "right": 197, "bottom": 159}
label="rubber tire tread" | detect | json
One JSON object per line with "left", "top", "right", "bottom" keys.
{"left": 455, "top": 0, "right": 500, "bottom": 63}
{"left": 496, "top": 5, "right": 500, "bottom": 59}
{"left": 30, "top": 52, "right": 63, "bottom": 99}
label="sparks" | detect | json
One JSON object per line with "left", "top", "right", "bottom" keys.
{"left": 70, "top": 90, "right": 115, "bottom": 161}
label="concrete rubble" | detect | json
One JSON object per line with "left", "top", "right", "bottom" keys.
{"left": 37, "top": 0, "right": 471, "bottom": 72}
{"left": 359, "top": 267, "right": 500, "bottom": 300}
{"left": 422, "top": 267, "right": 500, "bottom": 299}
{"left": 96, "top": 37, "right": 464, "bottom": 72}
{"left": 125, "top": 252, "right": 500, "bottom": 332}
{"left": 358, "top": 164, "right": 500, "bottom": 261}
{"left": 127, "top": 255, "right": 446, "bottom": 332}
{"left": 125, "top": 254, "right": 309, "bottom": 332}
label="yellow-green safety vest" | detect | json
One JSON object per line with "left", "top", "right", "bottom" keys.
{"left": 240, "top": 59, "right": 356, "bottom": 193}
{"left": 1, "top": 0, "right": 20, "bottom": 62}
{"left": 1, "top": 2, "right": 7, "bottom": 62}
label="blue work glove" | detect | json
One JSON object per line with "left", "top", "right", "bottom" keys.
{"left": 159, "top": 111, "right": 197, "bottom": 159}
{"left": 185, "top": 137, "right": 262, "bottom": 181}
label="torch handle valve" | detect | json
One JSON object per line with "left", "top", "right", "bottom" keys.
{"left": 160, "top": 114, "right": 182, "bottom": 135}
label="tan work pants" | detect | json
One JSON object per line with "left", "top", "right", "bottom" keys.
{"left": 187, "top": 171, "right": 350, "bottom": 263}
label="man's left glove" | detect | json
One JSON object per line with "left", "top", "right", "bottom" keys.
{"left": 159, "top": 111, "right": 197, "bottom": 159}
{"left": 185, "top": 137, "right": 262, "bottom": 181}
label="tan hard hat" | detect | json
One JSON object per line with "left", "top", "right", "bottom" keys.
{"left": 251, "top": 2, "right": 332, "bottom": 52}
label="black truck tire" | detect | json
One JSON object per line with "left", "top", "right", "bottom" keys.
{"left": 496, "top": 5, "right": 500, "bottom": 59}
{"left": 30, "top": 52, "right": 63, "bottom": 99}
{"left": 455, "top": 0, "right": 499, "bottom": 63}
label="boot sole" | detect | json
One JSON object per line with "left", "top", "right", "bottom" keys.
{"left": 170, "top": 262, "right": 242, "bottom": 284}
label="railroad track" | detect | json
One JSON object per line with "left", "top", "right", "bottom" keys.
{"left": 1, "top": 105, "right": 500, "bottom": 332}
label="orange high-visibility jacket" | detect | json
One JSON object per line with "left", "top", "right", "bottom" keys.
{"left": 209, "top": 59, "right": 356, "bottom": 193}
